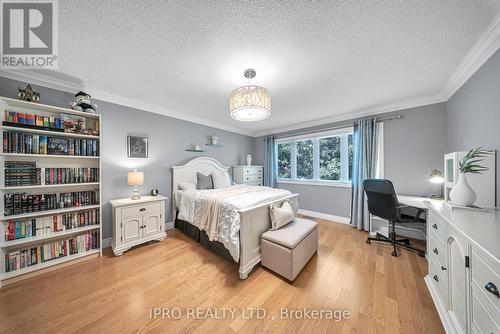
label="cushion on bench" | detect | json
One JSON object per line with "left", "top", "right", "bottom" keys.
{"left": 262, "top": 217, "right": 317, "bottom": 249}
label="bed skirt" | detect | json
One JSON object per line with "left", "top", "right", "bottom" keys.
{"left": 175, "top": 219, "right": 236, "bottom": 263}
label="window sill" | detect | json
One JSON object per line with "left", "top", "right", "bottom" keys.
{"left": 277, "top": 179, "right": 351, "bottom": 188}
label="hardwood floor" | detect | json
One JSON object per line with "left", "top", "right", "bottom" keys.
{"left": 0, "top": 219, "right": 444, "bottom": 334}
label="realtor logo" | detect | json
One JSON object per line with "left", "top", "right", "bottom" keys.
{"left": 1, "top": 0, "right": 58, "bottom": 68}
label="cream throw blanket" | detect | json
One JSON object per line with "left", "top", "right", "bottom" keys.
{"left": 198, "top": 186, "right": 258, "bottom": 241}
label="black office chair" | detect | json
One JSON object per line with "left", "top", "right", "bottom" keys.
{"left": 364, "top": 179, "right": 426, "bottom": 257}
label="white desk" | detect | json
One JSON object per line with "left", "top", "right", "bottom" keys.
{"left": 369, "top": 195, "right": 443, "bottom": 240}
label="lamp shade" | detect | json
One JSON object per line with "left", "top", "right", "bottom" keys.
{"left": 229, "top": 85, "right": 271, "bottom": 122}
{"left": 429, "top": 169, "right": 444, "bottom": 184}
{"left": 127, "top": 170, "right": 144, "bottom": 186}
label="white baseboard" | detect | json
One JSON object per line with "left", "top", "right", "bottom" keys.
{"left": 297, "top": 209, "right": 351, "bottom": 225}
{"left": 165, "top": 221, "right": 174, "bottom": 230}
{"left": 102, "top": 237, "right": 112, "bottom": 249}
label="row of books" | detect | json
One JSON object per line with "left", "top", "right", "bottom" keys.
{"left": 45, "top": 167, "right": 99, "bottom": 184}
{"left": 2, "top": 131, "right": 99, "bottom": 156}
{"left": 4, "top": 109, "right": 63, "bottom": 130}
{"left": 3, "top": 208, "right": 100, "bottom": 241}
{"left": 4, "top": 230, "right": 100, "bottom": 273}
{"left": 4, "top": 161, "right": 41, "bottom": 186}
{"left": 4, "top": 190, "right": 99, "bottom": 216}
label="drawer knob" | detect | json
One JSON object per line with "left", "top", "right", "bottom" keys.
{"left": 485, "top": 282, "right": 499, "bottom": 298}
{"left": 140, "top": 208, "right": 146, "bottom": 212}
{"left": 441, "top": 266, "right": 447, "bottom": 271}
{"left": 433, "top": 248, "right": 439, "bottom": 255}
{"left": 433, "top": 275, "right": 439, "bottom": 283}
{"left": 432, "top": 223, "right": 438, "bottom": 230}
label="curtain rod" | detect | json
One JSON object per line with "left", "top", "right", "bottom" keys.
{"left": 275, "top": 114, "right": 402, "bottom": 139}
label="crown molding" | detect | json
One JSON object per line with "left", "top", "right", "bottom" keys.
{"left": 253, "top": 93, "right": 446, "bottom": 137}
{"left": 1, "top": 12, "right": 499, "bottom": 138}
{"left": 440, "top": 12, "right": 500, "bottom": 101}
{"left": 0, "top": 70, "right": 254, "bottom": 137}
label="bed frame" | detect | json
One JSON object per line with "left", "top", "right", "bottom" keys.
{"left": 171, "top": 157, "right": 299, "bottom": 279}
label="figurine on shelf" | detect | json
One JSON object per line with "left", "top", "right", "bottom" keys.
{"left": 71, "top": 91, "right": 97, "bottom": 114}
{"left": 17, "top": 84, "right": 41, "bottom": 103}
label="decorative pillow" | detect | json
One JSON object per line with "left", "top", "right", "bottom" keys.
{"left": 211, "top": 172, "right": 231, "bottom": 189}
{"left": 269, "top": 201, "right": 294, "bottom": 230}
{"left": 196, "top": 172, "right": 213, "bottom": 189}
{"left": 178, "top": 182, "right": 196, "bottom": 191}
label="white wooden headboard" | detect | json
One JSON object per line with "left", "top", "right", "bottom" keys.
{"left": 171, "top": 157, "right": 230, "bottom": 219}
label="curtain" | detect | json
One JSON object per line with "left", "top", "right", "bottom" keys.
{"left": 264, "top": 136, "right": 277, "bottom": 188}
{"left": 350, "top": 117, "right": 379, "bottom": 231}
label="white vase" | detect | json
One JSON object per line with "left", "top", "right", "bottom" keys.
{"left": 449, "top": 173, "right": 477, "bottom": 207}
{"left": 246, "top": 154, "right": 252, "bottom": 166}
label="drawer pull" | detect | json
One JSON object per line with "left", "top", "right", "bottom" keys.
{"left": 441, "top": 266, "right": 447, "bottom": 271}
{"left": 433, "top": 275, "right": 439, "bottom": 283}
{"left": 432, "top": 223, "right": 438, "bottom": 230}
{"left": 485, "top": 282, "right": 499, "bottom": 298}
{"left": 433, "top": 248, "right": 439, "bottom": 255}
{"left": 139, "top": 208, "right": 146, "bottom": 212}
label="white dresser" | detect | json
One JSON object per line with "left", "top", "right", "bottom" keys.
{"left": 110, "top": 195, "right": 167, "bottom": 256}
{"left": 233, "top": 165, "right": 264, "bottom": 186}
{"left": 425, "top": 201, "right": 500, "bottom": 334}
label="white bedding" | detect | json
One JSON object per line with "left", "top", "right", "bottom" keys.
{"left": 176, "top": 185, "right": 292, "bottom": 261}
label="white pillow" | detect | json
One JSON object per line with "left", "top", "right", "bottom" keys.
{"left": 269, "top": 201, "right": 294, "bottom": 230}
{"left": 178, "top": 182, "right": 196, "bottom": 191}
{"left": 211, "top": 172, "right": 231, "bottom": 189}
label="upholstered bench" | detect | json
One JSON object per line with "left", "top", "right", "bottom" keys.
{"left": 261, "top": 218, "right": 318, "bottom": 281}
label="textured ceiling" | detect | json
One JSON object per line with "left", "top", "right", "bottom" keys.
{"left": 49, "top": 1, "right": 500, "bottom": 134}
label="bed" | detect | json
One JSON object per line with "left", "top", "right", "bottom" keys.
{"left": 171, "top": 157, "right": 299, "bottom": 279}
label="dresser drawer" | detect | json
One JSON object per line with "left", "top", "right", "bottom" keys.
{"left": 428, "top": 212, "right": 446, "bottom": 243}
{"left": 429, "top": 256, "right": 448, "bottom": 306}
{"left": 243, "top": 174, "right": 262, "bottom": 182}
{"left": 471, "top": 248, "right": 500, "bottom": 315}
{"left": 243, "top": 167, "right": 262, "bottom": 175}
{"left": 121, "top": 202, "right": 161, "bottom": 218}
{"left": 428, "top": 232, "right": 446, "bottom": 267}
{"left": 471, "top": 291, "right": 500, "bottom": 334}
{"left": 245, "top": 181, "right": 262, "bottom": 186}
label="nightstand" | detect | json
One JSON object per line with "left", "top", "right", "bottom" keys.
{"left": 110, "top": 195, "right": 167, "bottom": 256}
{"left": 233, "top": 165, "right": 264, "bottom": 186}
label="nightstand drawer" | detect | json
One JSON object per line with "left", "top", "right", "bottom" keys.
{"left": 244, "top": 175, "right": 262, "bottom": 182}
{"left": 471, "top": 248, "right": 500, "bottom": 315}
{"left": 121, "top": 202, "right": 161, "bottom": 218}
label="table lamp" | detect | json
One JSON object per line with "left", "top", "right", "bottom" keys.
{"left": 429, "top": 169, "right": 444, "bottom": 184}
{"left": 127, "top": 169, "right": 144, "bottom": 200}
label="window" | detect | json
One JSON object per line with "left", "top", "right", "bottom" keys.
{"left": 276, "top": 128, "right": 353, "bottom": 185}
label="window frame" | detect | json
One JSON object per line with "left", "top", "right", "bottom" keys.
{"left": 276, "top": 127, "right": 354, "bottom": 187}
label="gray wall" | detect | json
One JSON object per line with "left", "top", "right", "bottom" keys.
{"left": 0, "top": 77, "right": 255, "bottom": 239}
{"left": 446, "top": 49, "right": 500, "bottom": 206}
{"left": 255, "top": 103, "right": 447, "bottom": 217}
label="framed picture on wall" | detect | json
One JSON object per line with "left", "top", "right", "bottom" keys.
{"left": 127, "top": 135, "right": 148, "bottom": 158}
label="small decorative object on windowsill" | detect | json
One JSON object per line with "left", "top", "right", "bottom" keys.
{"left": 18, "top": 84, "right": 40, "bottom": 103}
{"left": 71, "top": 91, "right": 97, "bottom": 114}
{"left": 127, "top": 169, "right": 144, "bottom": 200}
{"left": 449, "top": 148, "right": 493, "bottom": 207}
{"left": 246, "top": 154, "right": 252, "bottom": 166}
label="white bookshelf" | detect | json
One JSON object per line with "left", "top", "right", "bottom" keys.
{"left": 0, "top": 96, "right": 102, "bottom": 287}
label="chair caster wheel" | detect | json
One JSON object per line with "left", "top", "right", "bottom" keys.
{"left": 391, "top": 251, "right": 398, "bottom": 257}
{"left": 366, "top": 239, "right": 371, "bottom": 244}
{"left": 418, "top": 251, "right": 425, "bottom": 257}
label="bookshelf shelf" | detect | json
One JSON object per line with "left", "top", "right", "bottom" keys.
{"left": 1, "top": 125, "right": 100, "bottom": 139}
{"left": 1, "top": 249, "right": 100, "bottom": 280}
{"left": 1, "top": 224, "right": 100, "bottom": 248}
{"left": 0, "top": 182, "right": 100, "bottom": 191}
{"left": 0, "top": 97, "right": 100, "bottom": 119}
{"left": 0, "top": 204, "right": 100, "bottom": 221}
{"left": 1, "top": 96, "right": 102, "bottom": 287}
{"left": 0, "top": 153, "right": 100, "bottom": 159}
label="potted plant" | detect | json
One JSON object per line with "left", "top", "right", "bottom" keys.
{"left": 449, "top": 148, "right": 492, "bottom": 206}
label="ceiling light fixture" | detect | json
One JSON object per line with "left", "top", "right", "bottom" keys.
{"left": 229, "top": 69, "right": 271, "bottom": 122}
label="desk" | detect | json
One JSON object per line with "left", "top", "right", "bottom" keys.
{"left": 369, "top": 195, "right": 443, "bottom": 240}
